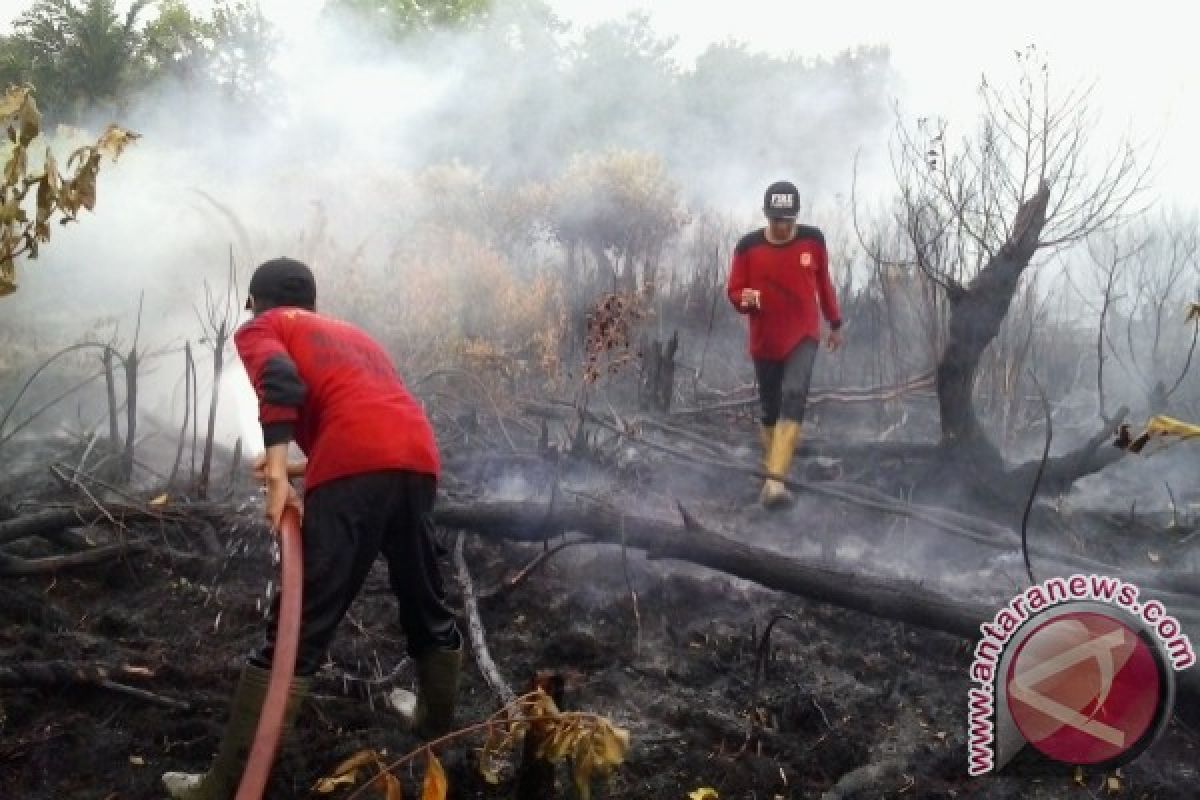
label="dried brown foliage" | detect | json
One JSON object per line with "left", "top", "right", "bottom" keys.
{"left": 0, "top": 86, "right": 139, "bottom": 297}
{"left": 583, "top": 290, "right": 648, "bottom": 385}
{"left": 317, "top": 690, "right": 628, "bottom": 800}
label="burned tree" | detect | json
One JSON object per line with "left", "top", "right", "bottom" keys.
{"left": 550, "top": 151, "right": 686, "bottom": 303}
{"left": 879, "top": 49, "right": 1148, "bottom": 496}
{"left": 194, "top": 250, "right": 240, "bottom": 499}
{"left": 1085, "top": 211, "right": 1200, "bottom": 418}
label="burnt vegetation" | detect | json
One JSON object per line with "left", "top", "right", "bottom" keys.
{"left": 1, "top": 4, "right": 1199, "bottom": 800}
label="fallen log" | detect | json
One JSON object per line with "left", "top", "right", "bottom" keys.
{"left": 452, "top": 533, "right": 516, "bottom": 706}
{"left": 438, "top": 497, "right": 1001, "bottom": 637}
{"left": 0, "top": 661, "right": 190, "bottom": 710}
{"left": 0, "top": 508, "right": 88, "bottom": 546}
{"left": 0, "top": 501, "right": 240, "bottom": 552}
{"left": 668, "top": 369, "right": 938, "bottom": 417}
{"left": 518, "top": 403, "right": 1200, "bottom": 602}
{"left": 433, "top": 495, "right": 1200, "bottom": 710}
{"left": 0, "top": 540, "right": 152, "bottom": 575}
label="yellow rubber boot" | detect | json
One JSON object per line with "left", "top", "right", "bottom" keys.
{"left": 759, "top": 425, "right": 775, "bottom": 471}
{"left": 761, "top": 419, "right": 801, "bottom": 509}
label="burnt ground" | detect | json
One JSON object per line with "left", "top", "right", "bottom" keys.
{"left": 3, "top": 403, "right": 1200, "bottom": 800}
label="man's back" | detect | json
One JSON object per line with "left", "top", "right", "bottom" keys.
{"left": 235, "top": 308, "right": 439, "bottom": 490}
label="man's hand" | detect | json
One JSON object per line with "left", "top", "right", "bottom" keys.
{"left": 255, "top": 444, "right": 302, "bottom": 530}
{"left": 264, "top": 473, "right": 302, "bottom": 530}
{"left": 739, "top": 288, "right": 761, "bottom": 310}
{"left": 252, "top": 453, "right": 306, "bottom": 480}
{"left": 826, "top": 328, "right": 843, "bottom": 352}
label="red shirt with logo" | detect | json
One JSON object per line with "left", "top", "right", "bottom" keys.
{"left": 727, "top": 226, "right": 841, "bottom": 360}
{"left": 234, "top": 308, "right": 439, "bottom": 491}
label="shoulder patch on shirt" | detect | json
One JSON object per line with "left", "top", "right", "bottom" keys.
{"left": 794, "top": 224, "right": 826, "bottom": 247}
{"left": 799, "top": 252, "right": 814, "bottom": 267}
{"left": 734, "top": 229, "right": 769, "bottom": 255}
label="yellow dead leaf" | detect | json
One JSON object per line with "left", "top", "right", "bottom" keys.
{"left": 0, "top": 261, "right": 15, "bottom": 296}
{"left": 480, "top": 763, "right": 501, "bottom": 784}
{"left": 150, "top": 493, "right": 169, "bottom": 506}
{"left": 540, "top": 722, "right": 581, "bottom": 762}
{"left": 383, "top": 771, "right": 403, "bottom": 800}
{"left": 1144, "top": 415, "right": 1200, "bottom": 440}
{"left": 35, "top": 175, "right": 54, "bottom": 226}
{"left": 0, "top": 201, "right": 19, "bottom": 226}
{"left": 571, "top": 745, "right": 594, "bottom": 800}
{"left": 4, "top": 145, "right": 26, "bottom": 186}
{"left": 43, "top": 147, "right": 59, "bottom": 191}
{"left": 0, "top": 87, "right": 30, "bottom": 118}
{"left": 421, "top": 751, "right": 447, "bottom": 800}
{"left": 18, "top": 93, "right": 39, "bottom": 145}
{"left": 330, "top": 749, "right": 379, "bottom": 778}
{"left": 313, "top": 773, "right": 357, "bottom": 794}
{"left": 688, "top": 790, "right": 719, "bottom": 800}
{"left": 478, "top": 747, "right": 502, "bottom": 784}
{"left": 96, "top": 124, "right": 140, "bottom": 161}
{"left": 592, "top": 722, "right": 629, "bottom": 767}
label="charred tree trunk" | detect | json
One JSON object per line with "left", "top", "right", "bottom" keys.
{"left": 589, "top": 241, "right": 616, "bottom": 291}
{"left": 167, "top": 342, "right": 193, "bottom": 491}
{"left": 198, "top": 321, "right": 228, "bottom": 500}
{"left": 119, "top": 347, "right": 138, "bottom": 482}
{"left": 926, "top": 184, "right": 1121, "bottom": 497}
{"left": 936, "top": 184, "right": 1049, "bottom": 457}
{"left": 639, "top": 331, "right": 678, "bottom": 412}
{"left": 102, "top": 347, "right": 120, "bottom": 455}
{"left": 190, "top": 349, "right": 200, "bottom": 484}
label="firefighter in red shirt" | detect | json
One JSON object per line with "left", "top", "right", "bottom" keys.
{"left": 727, "top": 181, "right": 843, "bottom": 508}
{"left": 163, "top": 258, "right": 461, "bottom": 799}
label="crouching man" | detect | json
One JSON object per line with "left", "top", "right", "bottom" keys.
{"left": 163, "top": 257, "right": 462, "bottom": 798}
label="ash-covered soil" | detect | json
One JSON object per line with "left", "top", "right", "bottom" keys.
{"left": 2, "top": 476, "right": 1199, "bottom": 800}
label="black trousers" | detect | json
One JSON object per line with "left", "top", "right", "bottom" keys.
{"left": 252, "top": 470, "right": 459, "bottom": 676}
{"left": 754, "top": 339, "right": 819, "bottom": 427}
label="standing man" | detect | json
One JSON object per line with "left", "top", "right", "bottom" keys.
{"left": 163, "top": 257, "right": 462, "bottom": 799}
{"left": 727, "top": 181, "right": 843, "bottom": 508}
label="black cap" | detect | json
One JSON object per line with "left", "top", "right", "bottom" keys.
{"left": 763, "top": 180, "right": 800, "bottom": 219}
{"left": 245, "top": 257, "right": 316, "bottom": 311}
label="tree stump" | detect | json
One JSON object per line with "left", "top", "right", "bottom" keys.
{"left": 639, "top": 331, "right": 678, "bottom": 412}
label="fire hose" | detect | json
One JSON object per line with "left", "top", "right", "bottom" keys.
{"left": 236, "top": 504, "right": 303, "bottom": 800}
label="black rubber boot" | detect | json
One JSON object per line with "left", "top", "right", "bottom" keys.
{"left": 162, "top": 664, "right": 309, "bottom": 799}
{"left": 413, "top": 639, "right": 463, "bottom": 740}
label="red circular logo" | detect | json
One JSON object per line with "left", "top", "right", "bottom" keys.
{"left": 1006, "top": 611, "right": 1163, "bottom": 765}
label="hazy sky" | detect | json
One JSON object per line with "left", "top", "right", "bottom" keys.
{"left": 2, "top": 0, "right": 1194, "bottom": 202}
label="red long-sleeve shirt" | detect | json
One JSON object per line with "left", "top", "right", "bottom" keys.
{"left": 727, "top": 226, "right": 841, "bottom": 360}
{"left": 234, "top": 308, "right": 439, "bottom": 492}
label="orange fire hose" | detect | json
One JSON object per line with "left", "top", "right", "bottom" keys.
{"left": 236, "top": 505, "right": 303, "bottom": 800}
